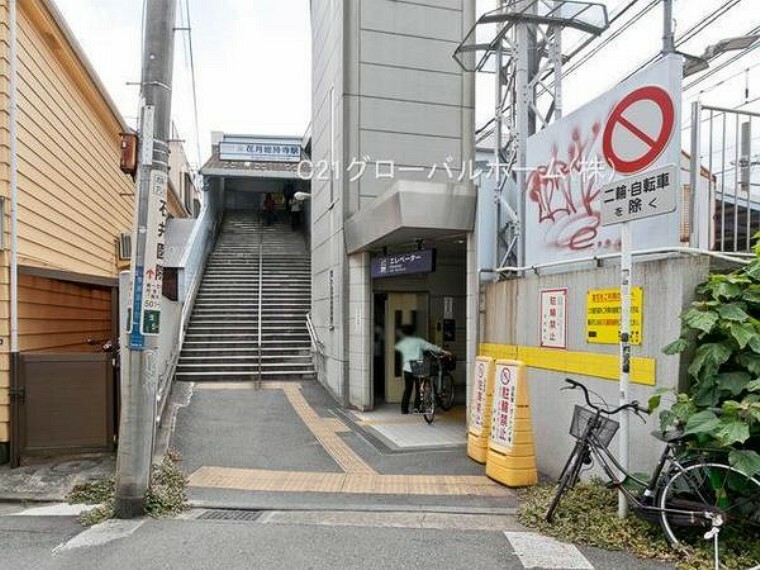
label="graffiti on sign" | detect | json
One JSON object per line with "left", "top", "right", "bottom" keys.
{"left": 524, "top": 56, "right": 682, "bottom": 266}
{"left": 586, "top": 287, "right": 643, "bottom": 345}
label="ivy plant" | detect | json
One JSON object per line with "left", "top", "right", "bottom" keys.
{"left": 652, "top": 245, "right": 760, "bottom": 478}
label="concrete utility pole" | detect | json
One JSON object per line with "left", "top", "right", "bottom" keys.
{"left": 115, "top": 0, "right": 177, "bottom": 519}
{"left": 662, "top": 0, "right": 675, "bottom": 55}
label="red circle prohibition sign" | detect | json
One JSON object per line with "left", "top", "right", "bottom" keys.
{"left": 602, "top": 85, "right": 675, "bottom": 175}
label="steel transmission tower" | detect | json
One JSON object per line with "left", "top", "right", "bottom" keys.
{"left": 454, "top": 1, "right": 609, "bottom": 269}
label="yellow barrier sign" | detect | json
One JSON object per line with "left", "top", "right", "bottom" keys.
{"left": 468, "top": 357, "right": 495, "bottom": 464}
{"left": 586, "top": 287, "right": 643, "bottom": 345}
{"left": 485, "top": 360, "right": 537, "bottom": 487}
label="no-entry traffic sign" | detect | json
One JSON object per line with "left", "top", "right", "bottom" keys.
{"left": 602, "top": 85, "right": 675, "bottom": 175}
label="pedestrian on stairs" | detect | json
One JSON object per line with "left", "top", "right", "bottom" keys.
{"left": 395, "top": 325, "right": 448, "bottom": 415}
{"left": 264, "top": 193, "right": 277, "bottom": 226}
{"left": 290, "top": 198, "right": 303, "bottom": 230}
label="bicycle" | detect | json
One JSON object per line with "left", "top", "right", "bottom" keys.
{"left": 546, "top": 378, "right": 760, "bottom": 567}
{"left": 410, "top": 358, "right": 437, "bottom": 424}
{"left": 429, "top": 352, "right": 457, "bottom": 412}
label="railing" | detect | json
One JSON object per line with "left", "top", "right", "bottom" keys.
{"left": 689, "top": 102, "right": 760, "bottom": 253}
{"left": 257, "top": 215, "right": 263, "bottom": 388}
{"left": 306, "top": 311, "right": 325, "bottom": 380}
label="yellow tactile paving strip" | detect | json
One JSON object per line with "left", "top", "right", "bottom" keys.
{"left": 188, "top": 381, "right": 513, "bottom": 497}
{"left": 280, "top": 385, "right": 375, "bottom": 475}
{"left": 189, "top": 467, "right": 512, "bottom": 497}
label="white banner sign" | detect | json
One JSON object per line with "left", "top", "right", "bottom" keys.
{"left": 524, "top": 55, "right": 682, "bottom": 266}
{"left": 540, "top": 288, "right": 567, "bottom": 349}
{"left": 490, "top": 363, "right": 518, "bottom": 448}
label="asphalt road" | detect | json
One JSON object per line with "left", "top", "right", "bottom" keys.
{"left": 0, "top": 510, "right": 676, "bottom": 570}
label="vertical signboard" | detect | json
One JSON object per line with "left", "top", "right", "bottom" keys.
{"left": 490, "top": 362, "right": 518, "bottom": 449}
{"left": 540, "top": 288, "right": 567, "bottom": 349}
{"left": 139, "top": 170, "right": 168, "bottom": 337}
{"left": 524, "top": 55, "right": 682, "bottom": 266}
{"left": 586, "top": 287, "right": 644, "bottom": 345}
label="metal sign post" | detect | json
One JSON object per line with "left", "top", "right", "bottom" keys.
{"left": 618, "top": 222, "right": 632, "bottom": 518}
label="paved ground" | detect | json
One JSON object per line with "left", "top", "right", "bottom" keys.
{"left": 0, "top": 455, "right": 114, "bottom": 503}
{"left": 0, "top": 507, "right": 675, "bottom": 569}
{"left": 173, "top": 381, "right": 515, "bottom": 512}
{"left": 0, "top": 379, "right": 680, "bottom": 568}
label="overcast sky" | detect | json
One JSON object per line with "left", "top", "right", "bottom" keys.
{"left": 54, "top": 0, "right": 760, "bottom": 168}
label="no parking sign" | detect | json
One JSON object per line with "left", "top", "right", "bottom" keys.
{"left": 602, "top": 86, "right": 676, "bottom": 175}
{"left": 524, "top": 55, "right": 682, "bottom": 266}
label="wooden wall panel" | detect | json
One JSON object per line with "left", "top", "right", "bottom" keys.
{"left": 19, "top": 275, "right": 112, "bottom": 353}
{"left": 12, "top": 2, "right": 133, "bottom": 278}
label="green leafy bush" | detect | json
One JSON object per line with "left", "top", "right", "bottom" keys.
{"left": 655, "top": 250, "right": 760, "bottom": 477}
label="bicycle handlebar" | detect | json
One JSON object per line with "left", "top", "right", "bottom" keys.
{"left": 563, "top": 378, "right": 649, "bottom": 416}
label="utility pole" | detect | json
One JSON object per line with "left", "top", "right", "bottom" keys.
{"left": 662, "top": 0, "right": 675, "bottom": 55}
{"left": 115, "top": 0, "right": 177, "bottom": 519}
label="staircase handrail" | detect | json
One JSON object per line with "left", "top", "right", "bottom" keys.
{"left": 257, "top": 214, "right": 263, "bottom": 388}
{"left": 305, "top": 311, "right": 324, "bottom": 356}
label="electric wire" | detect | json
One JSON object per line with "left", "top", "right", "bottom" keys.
{"left": 182, "top": 0, "right": 203, "bottom": 171}
{"left": 627, "top": 0, "right": 746, "bottom": 77}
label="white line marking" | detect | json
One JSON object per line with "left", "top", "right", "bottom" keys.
{"left": 504, "top": 531, "right": 594, "bottom": 569}
{"left": 11, "top": 503, "right": 98, "bottom": 517}
{"left": 53, "top": 519, "right": 145, "bottom": 554}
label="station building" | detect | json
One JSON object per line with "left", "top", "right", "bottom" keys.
{"left": 308, "top": 0, "right": 478, "bottom": 411}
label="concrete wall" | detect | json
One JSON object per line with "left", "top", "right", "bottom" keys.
{"left": 482, "top": 255, "right": 710, "bottom": 477}
{"left": 310, "top": 0, "right": 475, "bottom": 407}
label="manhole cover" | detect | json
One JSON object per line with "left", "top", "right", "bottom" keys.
{"left": 197, "top": 509, "right": 263, "bottom": 522}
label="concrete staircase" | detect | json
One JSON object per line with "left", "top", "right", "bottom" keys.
{"left": 175, "top": 210, "right": 314, "bottom": 381}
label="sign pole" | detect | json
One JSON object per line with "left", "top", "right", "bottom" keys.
{"left": 618, "top": 221, "right": 632, "bottom": 519}
{"left": 115, "top": 0, "right": 177, "bottom": 519}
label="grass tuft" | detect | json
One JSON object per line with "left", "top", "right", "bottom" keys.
{"left": 518, "top": 481, "right": 758, "bottom": 570}
{"left": 68, "top": 450, "right": 188, "bottom": 526}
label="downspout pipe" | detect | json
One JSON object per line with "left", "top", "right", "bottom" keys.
{"left": 8, "top": 0, "right": 20, "bottom": 467}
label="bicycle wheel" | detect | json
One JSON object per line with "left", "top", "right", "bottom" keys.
{"left": 437, "top": 373, "right": 455, "bottom": 411}
{"left": 658, "top": 461, "right": 760, "bottom": 553}
{"left": 545, "top": 440, "right": 590, "bottom": 523}
{"left": 421, "top": 380, "right": 436, "bottom": 424}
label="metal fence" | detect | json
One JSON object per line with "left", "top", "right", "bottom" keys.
{"left": 689, "top": 102, "right": 760, "bottom": 253}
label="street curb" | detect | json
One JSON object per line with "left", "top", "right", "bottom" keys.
{"left": 186, "top": 500, "right": 518, "bottom": 517}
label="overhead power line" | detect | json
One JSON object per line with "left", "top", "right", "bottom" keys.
{"left": 629, "top": 0, "right": 745, "bottom": 76}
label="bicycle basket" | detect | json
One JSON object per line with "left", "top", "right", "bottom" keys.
{"left": 410, "top": 360, "right": 430, "bottom": 377}
{"left": 570, "top": 405, "right": 619, "bottom": 448}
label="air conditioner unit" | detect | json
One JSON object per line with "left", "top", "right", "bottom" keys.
{"left": 117, "top": 232, "right": 132, "bottom": 261}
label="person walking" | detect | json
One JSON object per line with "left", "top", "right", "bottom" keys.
{"left": 394, "top": 324, "right": 448, "bottom": 415}
{"left": 290, "top": 198, "right": 302, "bottom": 230}
{"left": 263, "top": 193, "right": 276, "bottom": 226}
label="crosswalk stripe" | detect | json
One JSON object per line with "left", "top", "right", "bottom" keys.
{"left": 504, "top": 531, "right": 594, "bottom": 569}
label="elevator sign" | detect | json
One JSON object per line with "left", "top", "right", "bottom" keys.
{"left": 371, "top": 249, "right": 435, "bottom": 279}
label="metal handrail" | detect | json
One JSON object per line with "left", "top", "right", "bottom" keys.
{"left": 257, "top": 214, "right": 263, "bottom": 389}
{"left": 305, "top": 311, "right": 324, "bottom": 356}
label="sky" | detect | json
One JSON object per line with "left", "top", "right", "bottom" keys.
{"left": 54, "top": 0, "right": 760, "bottom": 169}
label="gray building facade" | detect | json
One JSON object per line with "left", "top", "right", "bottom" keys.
{"left": 309, "top": 0, "right": 477, "bottom": 409}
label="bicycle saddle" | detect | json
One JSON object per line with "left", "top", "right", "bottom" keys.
{"left": 651, "top": 429, "right": 687, "bottom": 443}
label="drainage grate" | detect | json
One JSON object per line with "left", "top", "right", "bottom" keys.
{"left": 197, "top": 509, "right": 263, "bottom": 522}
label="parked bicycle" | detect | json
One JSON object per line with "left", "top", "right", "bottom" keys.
{"left": 409, "top": 352, "right": 456, "bottom": 424}
{"left": 546, "top": 378, "right": 760, "bottom": 566}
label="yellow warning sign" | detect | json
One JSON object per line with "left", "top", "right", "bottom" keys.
{"left": 586, "top": 287, "right": 643, "bottom": 345}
